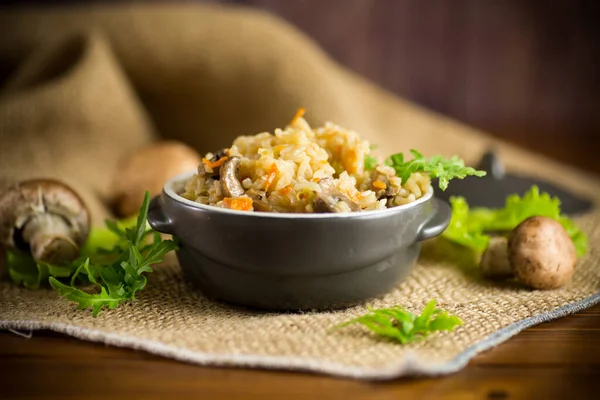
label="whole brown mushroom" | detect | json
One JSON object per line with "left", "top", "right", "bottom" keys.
{"left": 110, "top": 141, "right": 202, "bottom": 218}
{"left": 0, "top": 179, "right": 90, "bottom": 265}
{"left": 509, "top": 216, "right": 577, "bottom": 290}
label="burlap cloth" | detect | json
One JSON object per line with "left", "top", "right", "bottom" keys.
{"left": 1, "top": 3, "right": 599, "bottom": 380}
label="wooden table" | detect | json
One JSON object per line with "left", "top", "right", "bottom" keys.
{"left": 2, "top": 304, "right": 599, "bottom": 399}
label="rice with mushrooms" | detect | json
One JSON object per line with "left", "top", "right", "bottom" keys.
{"left": 180, "top": 109, "right": 431, "bottom": 213}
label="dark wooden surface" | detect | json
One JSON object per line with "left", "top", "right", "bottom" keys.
{"left": 2, "top": 303, "right": 600, "bottom": 400}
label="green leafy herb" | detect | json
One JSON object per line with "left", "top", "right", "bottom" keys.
{"left": 4, "top": 191, "right": 177, "bottom": 317}
{"left": 442, "top": 186, "right": 588, "bottom": 257}
{"left": 48, "top": 192, "right": 177, "bottom": 316}
{"left": 333, "top": 300, "right": 462, "bottom": 344}
{"left": 5, "top": 215, "right": 140, "bottom": 290}
{"left": 385, "top": 149, "right": 487, "bottom": 191}
{"left": 6, "top": 250, "right": 78, "bottom": 290}
{"left": 442, "top": 197, "right": 491, "bottom": 252}
{"left": 364, "top": 154, "right": 378, "bottom": 171}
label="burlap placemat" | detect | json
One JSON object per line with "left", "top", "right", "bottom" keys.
{"left": 1, "top": 3, "right": 599, "bottom": 380}
{"left": 2, "top": 215, "right": 599, "bottom": 379}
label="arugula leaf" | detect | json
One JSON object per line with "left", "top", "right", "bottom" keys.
{"left": 385, "top": 149, "right": 487, "bottom": 191}
{"left": 48, "top": 192, "right": 177, "bottom": 316}
{"left": 6, "top": 191, "right": 177, "bottom": 317}
{"left": 333, "top": 300, "right": 462, "bottom": 344}
{"left": 442, "top": 186, "right": 588, "bottom": 257}
{"left": 50, "top": 278, "right": 125, "bottom": 317}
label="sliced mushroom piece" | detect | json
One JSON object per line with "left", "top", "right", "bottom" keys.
{"left": 196, "top": 161, "right": 208, "bottom": 178}
{"left": 314, "top": 178, "right": 360, "bottom": 213}
{"left": 370, "top": 169, "right": 400, "bottom": 199}
{"left": 211, "top": 148, "right": 228, "bottom": 162}
{"left": 196, "top": 160, "right": 220, "bottom": 180}
{"left": 245, "top": 188, "right": 274, "bottom": 212}
{"left": 197, "top": 148, "right": 229, "bottom": 179}
{"left": 220, "top": 157, "right": 245, "bottom": 198}
{"left": 313, "top": 195, "right": 337, "bottom": 213}
{"left": 0, "top": 179, "right": 90, "bottom": 265}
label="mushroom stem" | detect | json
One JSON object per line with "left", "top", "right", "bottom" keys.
{"left": 21, "top": 214, "right": 79, "bottom": 264}
{"left": 480, "top": 236, "right": 513, "bottom": 279}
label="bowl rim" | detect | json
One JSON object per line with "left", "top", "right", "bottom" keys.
{"left": 164, "top": 170, "right": 434, "bottom": 219}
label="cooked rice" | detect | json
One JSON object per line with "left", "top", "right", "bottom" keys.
{"left": 180, "top": 109, "right": 431, "bottom": 213}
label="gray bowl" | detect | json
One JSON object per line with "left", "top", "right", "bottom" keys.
{"left": 147, "top": 171, "right": 452, "bottom": 311}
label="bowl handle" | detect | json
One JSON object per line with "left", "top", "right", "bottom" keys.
{"left": 147, "top": 195, "right": 175, "bottom": 235}
{"left": 414, "top": 198, "right": 452, "bottom": 242}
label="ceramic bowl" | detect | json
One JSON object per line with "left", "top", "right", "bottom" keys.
{"left": 147, "top": 171, "right": 451, "bottom": 310}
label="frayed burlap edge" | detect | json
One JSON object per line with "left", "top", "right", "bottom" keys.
{"left": 3, "top": 290, "right": 599, "bottom": 381}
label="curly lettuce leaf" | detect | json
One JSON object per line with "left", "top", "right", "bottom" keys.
{"left": 442, "top": 186, "right": 588, "bottom": 257}
{"left": 441, "top": 197, "right": 491, "bottom": 252}
{"left": 6, "top": 250, "right": 79, "bottom": 290}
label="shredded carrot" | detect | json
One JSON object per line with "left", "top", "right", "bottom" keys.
{"left": 343, "top": 149, "right": 358, "bottom": 174}
{"left": 278, "top": 185, "right": 293, "bottom": 195}
{"left": 350, "top": 192, "right": 363, "bottom": 202}
{"left": 222, "top": 197, "right": 253, "bottom": 211}
{"left": 202, "top": 156, "right": 228, "bottom": 169}
{"left": 264, "top": 163, "right": 279, "bottom": 192}
{"left": 311, "top": 177, "right": 321, "bottom": 183}
{"left": 373, "top": 180, "right": 387, "bottom": 190}
{"left": 290, "top": 107, "right": 306, "bottom": 125}
{"left": 322, "top": 130, "right": 339, "bottom": 139}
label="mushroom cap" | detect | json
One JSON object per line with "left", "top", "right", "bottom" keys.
{"left": 509, "top": 216, "right": 577, "bottom": 290}
{"left": 111, "top": 140, "right": 201, "bottom": 217}
{"left": 0, "top": 178, "right": 90, "bottom": 250}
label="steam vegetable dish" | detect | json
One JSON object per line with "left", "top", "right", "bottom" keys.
{"left": 181, "top": 109, "right": 485, "bottom": 213}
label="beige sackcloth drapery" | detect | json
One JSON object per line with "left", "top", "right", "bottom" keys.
{"left": 0, "top": 3, "right": 599, "bottom": 380}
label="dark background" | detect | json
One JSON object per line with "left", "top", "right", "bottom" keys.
{"left": 220, "top": 0, "right": 600, "bottom": 174}
{"left": 3, "top": 0, "right": 600, "bottom": 173}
